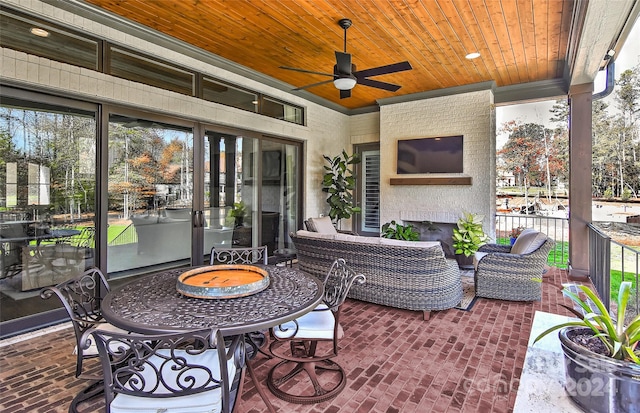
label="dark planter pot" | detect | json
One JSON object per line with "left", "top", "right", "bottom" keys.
{"left": 559, "top": 327, "right": 640, "bottom": 413}
{"left": 455, "top": 254, "right": 474, "bottom": 270}
{"left": 510, "top": 237, "right": 517, "bottom": 246}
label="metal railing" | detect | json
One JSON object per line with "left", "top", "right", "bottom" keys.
{"left": 108, "top": 223, "right": 138, "bottom": 246}
{"left": 495, "top": 213, "right": 569, "bottom": 268}
{"left": 588, "top": 223, "right": 639, "bottom": 321}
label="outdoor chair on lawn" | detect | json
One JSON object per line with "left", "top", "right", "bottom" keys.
{"left": 91, "top": 327, "right": 245, "bottom": 413}
{"left": 267, "top": 258, "right": 366, "bottom": 404}
{"left": 474, "top": 229, "right": 554, "bottom": 301}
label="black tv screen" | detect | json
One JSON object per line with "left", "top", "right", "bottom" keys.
{"left": 397, "top": 136, "right": 463, "bottom": 174}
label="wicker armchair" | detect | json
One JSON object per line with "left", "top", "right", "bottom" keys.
{"left": 474, "top": 237, "right": 554, "bottom": 301}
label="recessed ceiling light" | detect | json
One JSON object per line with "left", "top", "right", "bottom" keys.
{"left": 465, "top": 52, "right": 480, "bottom": 60}
{"left": 30, "top": 27, "right": 50, "bottom": 37}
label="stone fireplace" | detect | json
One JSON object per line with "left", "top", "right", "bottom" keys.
{"left": 405, "top": 220, "right": 456, "bottom": 258}
{"left": 401, "top": 211, "right": 462, "bottom": 258}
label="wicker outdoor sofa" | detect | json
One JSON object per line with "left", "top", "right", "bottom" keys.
{"left": 291, "top": 230, "right": 463, "bottom": 320}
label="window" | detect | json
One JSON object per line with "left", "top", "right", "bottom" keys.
{"left": 1, "top": 6, "right": 306, "bottom": 125}
{"left": 202, "top": 77, "right": 257, "bottom": 112}
{"left": 263, "top": 97, "right": 304, "bottom": 124}
{"left": 109, "top": 47, "right": 194, "bottom": 96}
{"left": 0, "top": 8, "right": 99, "bottom": 70}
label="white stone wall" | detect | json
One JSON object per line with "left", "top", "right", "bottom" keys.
{"left": 379, "top": 90, "right": 497, "bottom": 237}
{"left": 0, "top": 0, "right": 349, "bottom": 221}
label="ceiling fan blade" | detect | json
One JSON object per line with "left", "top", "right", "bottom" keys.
{"left": 340, "top": 89, "right": 351, "bottom": 99}
{"left": 335, "top": 51, "right": 352, "bottom": 74}
{"left": 357, "top": 77, "right": 402, "bottom": 92}
{"left": 279, "top": 66, "right": 335, "bottom": 77}
{"left": 354, "top": 61, "right": 412, "bottom": 78}
{"left": 293, "top": 79, "right": 335, "bottom": 91}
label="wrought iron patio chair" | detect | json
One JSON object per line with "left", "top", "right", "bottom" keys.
{"left": 209, "top": 245, "right": 268, "bottom": 265}
{"left": 209, "top": 245, "right": 269, "bottom": 358}
{"left": 91, "top": 327, "right": 245, "bottom": 413}
{"left": 40, "top": 267, "right": 127, "bottom": 379}
{"left": 267, "top": 258, "right": 366, "bottom": 404}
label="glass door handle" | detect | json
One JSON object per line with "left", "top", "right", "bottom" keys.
{"left": 193, "top": 210, "right": 205, "bottom": 228}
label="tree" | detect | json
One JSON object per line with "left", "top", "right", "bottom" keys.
{"left": 498, "top": 122, "right": 554, "bottom": 207}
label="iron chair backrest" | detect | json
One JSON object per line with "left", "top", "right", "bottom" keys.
{"left": 318, "top": 258, "right": 366, "bottom": 353}
{"left": 40, "top": 267, "right": 110, "bottom": 377}
{"left": 210, "top": 245, "right": 268, "bottom": 265}
{"left": 320, "top": 258, "right": 367, "bottom": 312}
{"left": 91, "top": 328, "right": 245, "bottom": 413}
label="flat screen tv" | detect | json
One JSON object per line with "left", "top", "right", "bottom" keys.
{"left": 397, "top": 135, "right": 463, "bottom": 174}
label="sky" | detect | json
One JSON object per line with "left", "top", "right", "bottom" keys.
{"left": 496, "top": 17, "right": 640, "bottom": 148}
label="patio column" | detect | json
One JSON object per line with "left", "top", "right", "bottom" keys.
{"left": 568, "top": 83, "right": 593, "bottom": 280}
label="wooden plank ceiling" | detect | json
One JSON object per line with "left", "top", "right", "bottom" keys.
{"left": 84, "top": 0, "right": 575, "bottom": 110}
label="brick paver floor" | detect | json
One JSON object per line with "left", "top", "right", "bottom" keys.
{"left": 1, "top": 267, "right": 578, "bottom": 413}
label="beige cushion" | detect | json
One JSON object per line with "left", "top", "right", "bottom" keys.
{"left": 308, "top": 216, "right": 337, "bottom": 234}
{"left": 379, "top": 238, "right": 440, "bottom": 249}
{"left": 334, "top": 233, "right": 381, "bottom": 244}
{"left": 296, "top": 230, "right": 336, "bottom": 240}
{"left": 511, "top": 229, "right": 547, "bottom": 255}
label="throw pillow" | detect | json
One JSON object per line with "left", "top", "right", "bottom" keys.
{"left": 308, "top": 216, "right": 337, "bottom": 234}
{"left": 511, "top": 229, "right": 547, "bottom": 255}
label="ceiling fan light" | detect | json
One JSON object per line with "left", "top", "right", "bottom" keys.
{"left": 333, "top": 77, "right": 357, "bottom": 90}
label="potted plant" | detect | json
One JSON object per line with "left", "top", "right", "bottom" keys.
{"left": 227, "top": 201, "right": 246, "bottom": 227}
{"left": 322, "top": 150, "right": 361, "bottom": 230}
{"left": 452, "top": 212, "right": 489, "bottom": 269}
{"left": 534, "top": 282, "right": 640, "bottom": 413}
{"left": 509, "top": 226, "right": 525, "bottom": 245}
{"left": 381, "top": 220, "right": 419, "bottom": 241}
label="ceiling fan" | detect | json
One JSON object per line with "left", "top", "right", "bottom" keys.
{"left": 280, "top": 18, "right": 412, "bottom": 99}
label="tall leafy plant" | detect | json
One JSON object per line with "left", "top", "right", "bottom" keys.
{"left": 322, "top": 150, "right": 361, "bottom": 227}
{"left": 452, "top": 212, "right": 489, "bottom": 257}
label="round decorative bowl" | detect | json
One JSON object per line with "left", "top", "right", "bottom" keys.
{"left": 176, "top": 264, "right": 270, "bottom": 299}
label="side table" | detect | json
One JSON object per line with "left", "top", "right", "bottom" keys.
{"left": 273, "top": 248, "right": 297, "bottom": 267}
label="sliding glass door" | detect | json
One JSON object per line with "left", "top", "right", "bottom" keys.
{"left": 0, "top": 94, "right": 97, "bottom": 327}
{"left": 106, "top": 114, "right": 194, "bottom": 275}
{"left": 203, "top": 130, "right": 301, "bottom": 260}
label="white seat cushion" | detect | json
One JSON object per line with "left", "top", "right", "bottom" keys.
{"left": 510, "top": 229, "right": 547, "bottom": 255}
{"left": 76, "top": 323, "right": 130, "bottom": 356}
{"left": 308, "top": 216, "right": 337, "bottom": 234}
{"left": 273, "top": 303, "right": 343, "bottom": 340}
{"left": 110, "top": 348, "right": 236, "bottom": 413}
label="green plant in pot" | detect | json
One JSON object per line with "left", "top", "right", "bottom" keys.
{"left": 534, "top": 282, "right": 640, "bottom": 413}
{"left": 452, "top": 212, "right": 488, "bottom": 269}
{"left": 227, "top": 201, "right": 246, "bottom": 227}
{"left": 381, "top": 220, "right": 419, "bottom": 241}
{"left": 322, "top": 150, "right": 361, "bottom": 230}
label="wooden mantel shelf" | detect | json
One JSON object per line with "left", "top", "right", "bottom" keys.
{"left": 389, "top": 176, "right": 472, "bottom": 186}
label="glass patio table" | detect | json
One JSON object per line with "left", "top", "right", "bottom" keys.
{"left": 101, "top": 264, "right": 324, "bottom": 412}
